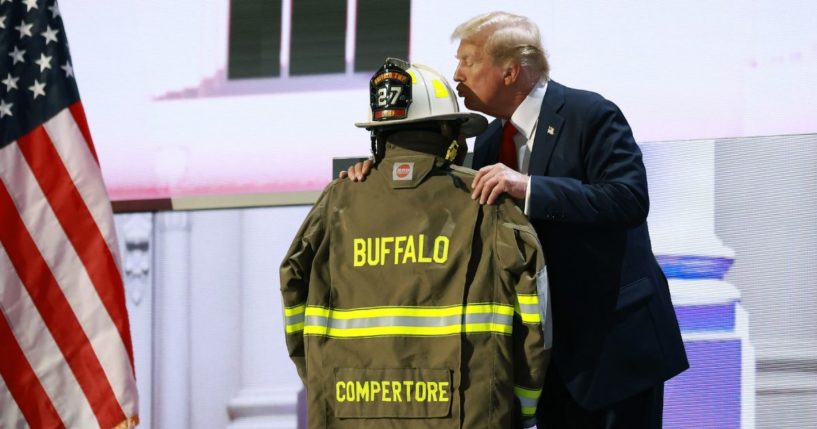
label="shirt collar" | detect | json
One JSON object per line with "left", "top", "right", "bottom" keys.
{"left": 506, "top": 80, "right": 548, "bottom": 140}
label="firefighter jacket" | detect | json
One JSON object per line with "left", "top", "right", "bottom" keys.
{"left": 280, "top": 130, "right": 552, "bottom": 428}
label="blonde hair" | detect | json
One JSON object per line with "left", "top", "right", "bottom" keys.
{"left": 452, "top": 11, "right": 549, "bottom": 81}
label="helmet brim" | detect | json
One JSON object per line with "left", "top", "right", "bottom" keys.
{"left": 355, "top": 112, "right": 488, "bottom": 138}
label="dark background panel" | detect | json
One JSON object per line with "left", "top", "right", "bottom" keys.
{"left": 290, "top": 0, "right": 347, "bottom": 75}
{"left": 228, "top": 0, "right": 282, "bottom": 79}
{"left": 355, "top": 0, "right": 411, "bottom": 72}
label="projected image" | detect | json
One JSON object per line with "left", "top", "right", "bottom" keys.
{"left": 61, "top": 1, "right": 817, "bottom": 202}
{"left": 227, "top": 0, "right": 409, "bottom": 79}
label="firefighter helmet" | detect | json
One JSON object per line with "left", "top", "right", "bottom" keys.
{"left": 355, "top": 58, "right": 487, "bottom": 137}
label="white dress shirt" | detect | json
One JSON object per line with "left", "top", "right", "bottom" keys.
{"left": 501, "top": 80, "right": 548, "bottom": 215}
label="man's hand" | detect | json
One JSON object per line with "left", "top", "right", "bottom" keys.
{"left": 338, "top": 159, "right": 374, "bottom": 182}
{"left": 471, "top": 163, "right": 528, "bottom": 205}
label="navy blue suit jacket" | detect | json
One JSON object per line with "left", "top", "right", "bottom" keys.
{"left": 473, "top": 80, "right": 688, "bottom": 410}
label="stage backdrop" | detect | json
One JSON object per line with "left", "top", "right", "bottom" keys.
{"left": 60, "top": 0, "right": 817, "bottom": 200}
{"left": 50, "top": 1, "right": 817, "bottom": 428}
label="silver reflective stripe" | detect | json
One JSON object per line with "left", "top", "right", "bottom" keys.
{"left": 536, "top": 268, "right": 553, "bottom": 349}
{"left": 514, "top": 386, "right": 542, "bottom": 418}
{"left": 306, "top": 314, "right": 459, "bottom": 329}
{"left": 305, "top": 312, "right": 513, "bottom": 330}
{"left": 286, "top": 313, "right": 305, "bottom": 326}
{"left": 517, "top": 394, "right": 538, "bottom": 411}
{"left": 467, "top": 312, "right": 512, "bottom": 326}
{"left": 519, "top": 304, "right": 541, "bottom": 323}
{"left": 518, "top": 303, "right": 540, "bottom": 317}
{"left": 302, "top": 304, "right": 516, "bottom": 337}
{"left": 284, "top": 304, "right": 306, "bottom": 333}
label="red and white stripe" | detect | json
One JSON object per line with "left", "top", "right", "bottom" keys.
{"left": 0, "top": 103, "right": 139, "bottom": 428}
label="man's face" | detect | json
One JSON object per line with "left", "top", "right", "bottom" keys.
{"left": 453, "top": 40, "right": 507, "bottom": 117}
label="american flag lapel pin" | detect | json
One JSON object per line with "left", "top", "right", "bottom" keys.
{"left": 547, "top": 126, "right": 555, "bottom": 135}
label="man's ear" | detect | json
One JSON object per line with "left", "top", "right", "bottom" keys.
{"left": 503, "top": 62, "right": 521, "bottom": 85}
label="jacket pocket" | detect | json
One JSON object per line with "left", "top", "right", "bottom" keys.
{"left": 615, "top": 278, "right": 654, "bottom": 312}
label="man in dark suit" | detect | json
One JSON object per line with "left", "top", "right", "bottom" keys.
{"left": 454, "top": 11, "right": 688, "bottom": 428}
{"left": 345, "top": 11, "right": 688, "bottom": 429}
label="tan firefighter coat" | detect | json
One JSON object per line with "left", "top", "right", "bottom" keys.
{"left": 281, "top": 130, "right": 552, "bottom": 428}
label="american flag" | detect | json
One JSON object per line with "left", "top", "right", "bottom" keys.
{"left": 0, "top": 0, "right": 139, "bottom": 427}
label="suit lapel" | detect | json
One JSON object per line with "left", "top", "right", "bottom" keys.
{"left": 528, "top": 80, "right": 565, "bottom": 176}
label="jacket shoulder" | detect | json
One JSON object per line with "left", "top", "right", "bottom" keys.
{"left": 450, "top": 164, "right": 477, "bottom": 177}
{"left": 556, "top": 81, "right": 618, "bottom": 113}
{"left": 318, "top": 178, "right": 343, "bottom": 196}
{"left": 309, "top": 178, "right": 346, "bottom": 208}
{"left": 445, "top": 165, "right": 477, "bottom": 192}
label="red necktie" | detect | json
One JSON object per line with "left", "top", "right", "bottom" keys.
{"left": 499, "top": 121, "right": 518, "bottom": 171}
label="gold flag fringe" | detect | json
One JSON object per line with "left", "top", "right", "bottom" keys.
{"left": 111, "top": 415, "right": 140, "bottom": 429}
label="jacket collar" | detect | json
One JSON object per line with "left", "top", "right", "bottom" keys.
{"left": 378, "top": 131, "right": 458, "bottom": 189}
{"left": 473, "top": 80, "right": 565, "bottom": 175}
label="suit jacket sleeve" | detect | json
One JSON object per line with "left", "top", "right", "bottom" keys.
{"left": 528, "top": 98, "right": 649, "bottom": 226}
{"left": 279, "top": 187, "right": 330, "bottom": 384}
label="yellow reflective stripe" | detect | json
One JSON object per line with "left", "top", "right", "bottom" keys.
{"left": 304, "top": 323, "right": 511, "bottom": 338}
{"left": 285, "top": 304, "right": 306, "bottom": 333}
{"left": 305, "top": 303, "right": 514, "bottom": 319}
{"left": 518, "top": 312, "right": 541, "bottom": 324}
{"left": 464, "top": 323, "right": 513, "bottom": 334}
{"left": 467, "top": 304, "right": 514, "bottom": 315}
{"left": 302, "top": 304, "right": 514, "bottom": 338}
{"left": 514, "top": 386, "right": 542, "bottom": 399}
{"left": 285, "top": 322, "right": 304, "bottom": 333}
{"left": 517, "top": 294, "right": 539, "bottom": 305}
{"left": 284, "top": 304, "right": 305, "bottom": 316}
{"left": 515, "top": 385, "right": 541, "bottom": 417}
{"left": 515, "top": 294, "right": 541, "bottom": 324}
